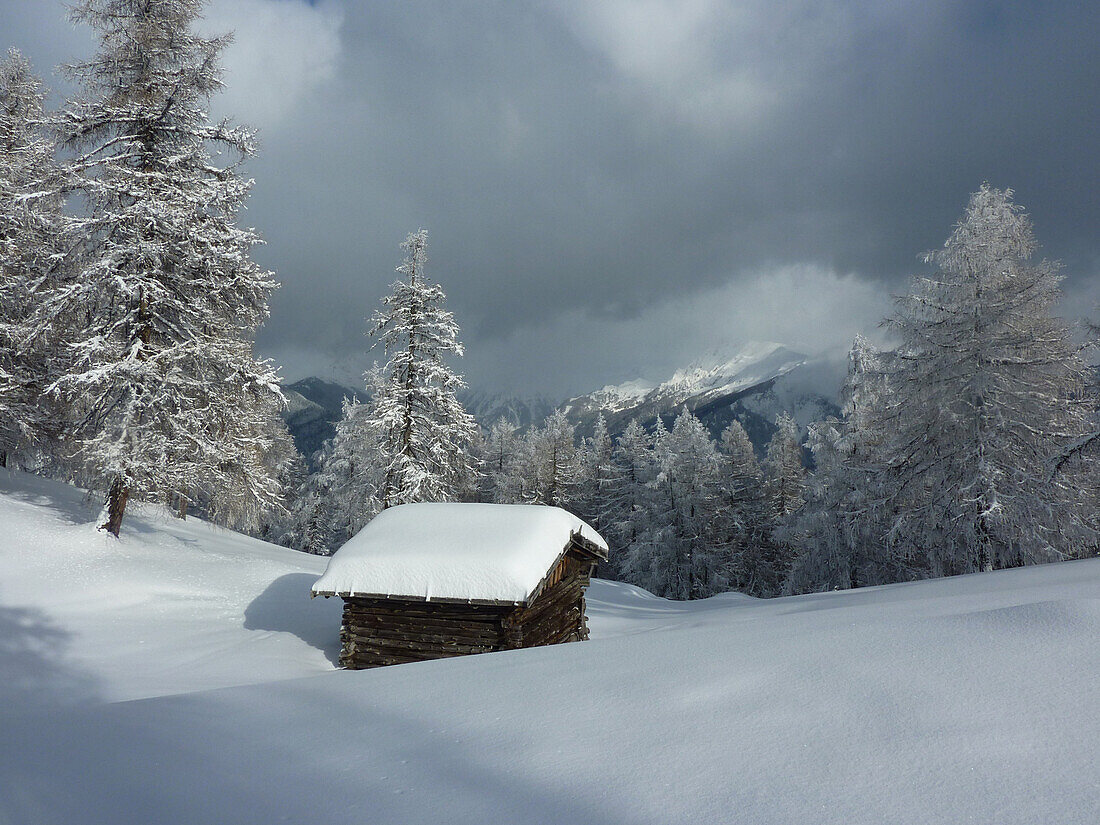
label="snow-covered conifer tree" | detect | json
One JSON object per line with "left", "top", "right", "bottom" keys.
{"left": 483, "top": 416, "right": 521, "bottom": 503}
{"left": 35, "top": 0, "right": 283, "bottom": 535}
{"left": 784, "top": 337, "right": 898, "bottom": 593}
{"left": 0, "top": 50, "right": 64, "bottom": 468}
{"left": 627, "top": 408, "right": 725, "bottom": 599}
{"left": 877, "top": 184, "right": 1093, "bottom": 574}
{"left": 575, "top": 413, "right": 616, "bottom": 532}
{"left": 763, "top": 413, "right": 805, "bottom": 518}
{"left": 716, "top": 419, "right": 782, "bottom": 596}
{"left": 334, "top": 389, "right": 385, "bottom": 537}
{"left": 362, "top": 230, "right": 478, "bottom": 510}
{"left": 515, "top": 409, "right": 583, "bottom": 508}
{"left": 604, "top": 418, "right": 654, "bottom": 579}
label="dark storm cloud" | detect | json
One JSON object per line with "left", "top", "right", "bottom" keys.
{"left": 2, "top": 0, "right": 1098, "bottom": 396}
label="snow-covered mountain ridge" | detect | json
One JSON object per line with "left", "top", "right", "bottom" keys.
{"left": 282, "top": 342, "right": 840, "bottom": 456}
{"left": 562, "top": 341, "right": 837, "bottom": 448}
{"left": 565, "top": 341, "right": 805, "bottom": 415}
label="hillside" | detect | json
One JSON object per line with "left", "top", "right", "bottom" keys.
{"left": 1, "top": 469, "right": 1097, "bottom": 824}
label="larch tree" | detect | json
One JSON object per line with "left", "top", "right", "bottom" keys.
{"left": 516, "top": 409, "right": 584, "bottom": 508}
{"left": 34, "top": 0, "right": 284, "bottom": 535}
{"left": 483, "top": 415, "right": 521, "bottom": 503}
{"left": 877, "top": 184, "right": 1093, "bottom": 574}
{"left": 763, "top": 413, "right": 805, "bottom": 518}
{"left": 363, "top": 229, "right": 478, "bottom": 510}
{"left": 717, "top": 419, "right": 780, "bottom": 596}
{"left": 303, "top": 391, "right": 377, "bottom": 549}
{"left": 0, "top": 50, "right": 64, "bottom": 469}
{"left": 604, "top": 418, "right": 655, "bottom": 579}
{"left": 784, "top": 336, "right": 898, "bottom": 593}
{"left": 576, "top": 412, "right": 615, "bottom": 533}
{"left": 629, "top": 408, "right": 725, "bottom": 600}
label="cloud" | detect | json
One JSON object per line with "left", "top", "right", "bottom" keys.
{"left": 200, "top": 0, "right": 343, "bottom": 128}
{"left": 2, "top": 0, "right": 1098, "bottom": 399}
{"left": 458, "top": 264, "right": 891, "bottom": 398}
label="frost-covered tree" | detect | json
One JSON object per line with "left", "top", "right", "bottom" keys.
{"left": 0, "top": 50, "right": 64, "bottom": 468}
{"left": 201, "top": 388, "right": 297, "bottom": 532}
{"left": 575, "top": 413, "right": 616, "bottom": 532}
{"left": 483, "top": 416, "right": 521, "bottom": 503}
{"left": 763, "top": 413, "right": 805, "bottom": 518}
{"left": 282, "top": 441, "right": 337, "bottom": 555}
{"left": 515, "top": 409, "right": 584, "bottom": 508}
{"left": 716, "top": 419, "right": 781, "bottom": 596}
{"left": 362, "top": 230, "right": 478, "bottom": 510}
{"left": 293, "top": 393, "right": 377, "bottom": 551}
{"left": 603, "top": 418, "right": 654, "bottom": 578}
{"left": 34, "top": 0, "right": 283, "bottom": 535}
{"left": 784, "top": 337, "right": 899, "bottom": 593}
{"left": 625, "top": 409, "right": 726, "bottom": 599}
{"left": 877, "top": 185, "right": 1093, "bottom": 574}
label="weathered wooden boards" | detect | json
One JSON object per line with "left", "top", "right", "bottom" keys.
{"left": 338, "top": 552, "right": 597, "bottom": 669}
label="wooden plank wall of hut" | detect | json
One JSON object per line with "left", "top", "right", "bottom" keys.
{"left": 505, "top": 556, "right": 593, "bottom": 648}
{"left": 339, "top": 599, "right": 513, "bottom": 669}
{"left": 339, "top": 553, "right": 597, "bottom": 669}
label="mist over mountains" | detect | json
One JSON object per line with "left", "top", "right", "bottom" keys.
{"left": 282, "top": 342, "right": 842, "bottom": 465}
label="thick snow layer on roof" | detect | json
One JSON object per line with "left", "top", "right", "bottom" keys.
{"left": 312, "top": 503, "right": 607, "bottom": 603}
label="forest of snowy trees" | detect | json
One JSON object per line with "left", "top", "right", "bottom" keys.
{"left": 276, "top": 187, "right": 1099, "bottom": 599}
{"left": 2, "top": 2, "right": 1097, "bottom": 600}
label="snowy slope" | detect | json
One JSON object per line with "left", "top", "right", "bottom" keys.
{"left": 1, "top": 470, "right": 1098, "bottom": 824}
{"left": 0, "top": 470, "right": 342, "bottom": 702}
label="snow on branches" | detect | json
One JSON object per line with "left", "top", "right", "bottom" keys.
{"left": 34, "top": 0, "right": 286, "bottom": 534}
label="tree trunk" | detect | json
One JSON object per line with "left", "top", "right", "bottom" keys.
{"left": 0, "top": 449, "right": 7, "bottom": 469}
{"left": 101, "top": 476, "right": 129, "bottom": 537}
{"left": 177, "top": 491, "right": 189, "bottom": 520}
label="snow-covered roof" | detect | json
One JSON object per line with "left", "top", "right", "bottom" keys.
{"left": 311, "top": 503, "right": 608, "bottom": 604}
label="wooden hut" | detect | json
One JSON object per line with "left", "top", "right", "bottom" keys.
{"left": 311, "top": 503, "right": 608, "bottom": 669}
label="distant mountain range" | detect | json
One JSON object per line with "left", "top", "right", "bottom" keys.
{"left": 561, "top": 342, "right": 840, "bottom": 452}
{"left": 281, "top": 378, "right": 557, "bottom": 465}
{"left": 281, "top": 341, "right": 842, "bottom": 464}
{"left": 282, "top": 377, "right": 362, "bottom": 462}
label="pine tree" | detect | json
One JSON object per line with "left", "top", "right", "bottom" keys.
{"left": 876, "top": 184, "right": 1093, "bottom": 574}
{"left": 0, "top": 50, "right": 64, "bottom": 469}
{"left": 35, "top": 0, "right": 283, "bottom": 535}
{"left": 362, "top": 229, "right": 478, "bottom": 510}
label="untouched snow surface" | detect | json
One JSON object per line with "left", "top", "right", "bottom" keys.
{"left": 1, "top": 469, "right": 1098, "bottom": 824}
{"left": 313, "top": 503, "right": 606, "bottom": 603}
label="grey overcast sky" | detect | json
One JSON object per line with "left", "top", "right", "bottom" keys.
{"left": 2, "top": 0, "right": 1098, "bottom": 397}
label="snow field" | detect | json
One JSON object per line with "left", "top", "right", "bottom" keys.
{"left": 1, "top": 470, "right": 1097, "bottom": 824}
